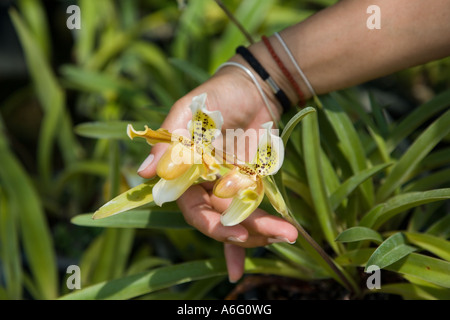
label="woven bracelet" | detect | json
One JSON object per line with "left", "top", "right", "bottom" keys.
{"left": 236, "top": 46, "right": 291, "bottom": 112}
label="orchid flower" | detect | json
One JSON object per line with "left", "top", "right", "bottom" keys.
{"left": 93, "top": 93, "right": 287, "bottom": 228}
{"left": 127, "top": 93, "right": 223, "bottom": 206}
{"left": 213, "top": 122, "right": 286, "bottom": 226}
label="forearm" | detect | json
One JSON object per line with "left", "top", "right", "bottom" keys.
{"left": 242, "top": 0, "right": 450, "bottom": 105}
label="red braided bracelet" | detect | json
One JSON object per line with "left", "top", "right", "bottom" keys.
{"left": 262, "top": 35, "right": 305, "bottom": 107}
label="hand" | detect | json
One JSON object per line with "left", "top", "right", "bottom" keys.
{"left": 137, "top": 65, "right": 298, "bottom": 282}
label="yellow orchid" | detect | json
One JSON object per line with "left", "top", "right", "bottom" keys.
{"left": 127, "top": 93, "right": 223, "bottom": 206}
{"left": 93, "top": 93, "right": 287, "bottom": 227}
{"left": 213, "top": 122, "right": 286, "bottom": 226}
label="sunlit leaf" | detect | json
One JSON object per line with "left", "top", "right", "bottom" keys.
{"left": 365, "top": 233, "right": 417, "bottom": 271}
{"left": 92, "top": 178, "right": 159, "bottom": 220}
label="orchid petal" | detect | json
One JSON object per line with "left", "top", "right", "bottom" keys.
{"left": 152, "top": 164, "right": 201, "bottom": 206}
{"left": 127, "top": 124, "right": 173, "bottom": 146}
{"left": 188, "top": 93, "right": 223, "bottom": 148}
{"left": 220, "top": 179, "right": 264, "bottom": 226}
{"left": 253, "top": 121, "right": 285, "bottom": 176}
{"left": 213, "top": 167, "right": 257, "bottom": 199}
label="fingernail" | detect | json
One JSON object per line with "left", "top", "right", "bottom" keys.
{"left": 228, "top": 276, "right": 239, "bottom": 284}
{"left": 227, "top": 236, "right": 245, "bottom": 243}
{"left": 268, "top": 237, "right": 296, "bottom": 244}
{"left": 138, "top": 154, "right": 154, "bottom": 173}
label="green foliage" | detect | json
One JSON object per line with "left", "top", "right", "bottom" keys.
{"left": 1, "top": 0, "right": 449, "bottom": 300}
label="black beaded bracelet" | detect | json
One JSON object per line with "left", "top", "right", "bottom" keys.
{"left": 236, "top": 45, "right": 291, "bottom": 112}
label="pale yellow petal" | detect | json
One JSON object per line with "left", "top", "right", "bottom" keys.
{"left": 220, "top": 179, "right": 264, "bottom": 226}
{"left": 153, "top": 164, "right": 201, "bottom": 206}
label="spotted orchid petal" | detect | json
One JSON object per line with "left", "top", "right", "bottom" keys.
{"left": 220, "top": 178, "right": 264, "bottom": 227}
{"left": 253, "top": 122, "right": 284, "bottom": 176}
{"left": 152, "top": 164, "right": 202, "bottom": 206}
{"left": 187, "top": 93, "right": 223, "bottom": 148}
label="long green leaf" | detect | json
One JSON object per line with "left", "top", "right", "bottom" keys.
{"left": 0, "top": 188, "right": 22, "bottom": 299}
{"left": 336, "top": 248, "right": 450, "bottom": 288}
{"left": 322, "top": 94, "right": 374, "bottom": 208}
{"left": 365, "top": 233, "right": 417, "bottom": 271}
{"left": 403, "top": 232, "right": 450, "bottom": 261}
{"left": 387, "top": 89, "right": 450, "bottom": 152}
{"left": 360, "top": 188, "right": 450, "bottom": 230}
{"left": 377, "top": 109, "right": 450, "bottom": 202}
{"left": 60, "top": 258, "right": 303, "bottom": 300}
{"left": 281, "top": 107, "right": 316, "bottom": 146}
{"left": 374, "top": 282, "right": 450, "bottom": 300}
{"left": 329, "top": 163, "right": 392, "bottom": 211}
{"left": 10, "top": 10, "right": 79, "bottom": 179}
{"left": 387, "top": 253, "right": 450, "bottom": 288}
{"left": 302, "top": 111, "right": 340, "bottom": 252}
{"left": 0, "top": 124, "right": 58, "bottom": 299}
{"left": 72, "top": 210, "right": 191, "bottom": 229}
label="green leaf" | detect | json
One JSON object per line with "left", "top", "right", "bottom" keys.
{"left": 210, "top": 0, "right": 275, "bottom": 71}
{"left": 404, "top": 168, "right": 450, "bottom": 192}
{"left": 374, "top": 282, "right": 450, "bottom": 300}
{"left": 168, "top": 58, "right": 210, "bottom": 84}
{"left": 377, "top": 109, "right": 450, "bottom": 202}
{"left": 17, "top": 0, "right": 51, "bottom": 58}
{"left": 10, "top": 9, "right": 71, "bottom": 182}
{"left": 402, "top": 232, "right": 450, "bottom": 261}
{"left": 335, "top": 227, "right": 383, "bottom": 244}
{"left": 335, "top": 248, "right": 375, "bottom": 267}
{"left": 387, "top": 253, "right": 450, "bottom": 288}
{"left": 268, "top": 243, "right": 329, "bottom": 279}
{"left": 0, "top": 188, "right": 22, "bottom": 299}
{"left": 322, "top": 94, "right": 374, "bottom": 208}
{"left": 302, "top": 111, "right": 340, "bottom": 252}
{"left": 72, "top": 210, "right": 191, "bottom": 230}
{"left": 360, "top": 188, "right": 450, "bottom": 230}
{"left": 92, "top": 178, "right": 159, "bottom": 220}
{"left": 281, "top": 107, "right": 316, "bottom": 146}
{"left": 329, "top": 163, "right": 392, "bottom": 211}
{"left": 365, "top": 233, "right": 417, "bottom": 271}
{"left": 60, "top": 258, "right": 303, "bottom": 300}
{"left": 337, "top": 248, "right": 450, "bottom": 288}
{"left": 0, "top": 124, "right": 58, "bottom": 299}
{"left": 387, "top": 89, "right": 450, "bottom": 152}
{"left": 90, "top": 228, "right": 134, "bottom": 284}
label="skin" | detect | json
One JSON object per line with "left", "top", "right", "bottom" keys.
{"left": 137, "top": 0, "right": 450, "bottom": 282}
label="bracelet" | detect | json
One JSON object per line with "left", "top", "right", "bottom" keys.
{"left": 274, "top": 32, "right": 316, "bottom": 98}
{"left": 215, "top": 61, "right": 278, "bottom": 125}
{"left": 236, "top": 46, "right": 291, "bottom": 112}
{"left": 262, "top": 35, "right": 306, "bottom": 107}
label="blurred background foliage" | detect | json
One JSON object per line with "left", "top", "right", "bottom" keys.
{"left": 0, "top": 0, "right": 449, "bottom": 300}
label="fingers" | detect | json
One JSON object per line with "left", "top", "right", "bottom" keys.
{"left": 177, "top": 185, "right": 249, "bottom": 243}
{"left": 224, "top": 243, "right": 245, "bottom": 283}
{"left": 211, "top": 193, "right": 298, "bottom": 246}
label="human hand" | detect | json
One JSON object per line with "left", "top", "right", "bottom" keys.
{"left": 137, "top": 63, "right": 298, "bottom": 283}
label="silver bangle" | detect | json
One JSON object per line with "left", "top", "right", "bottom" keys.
{"left": 215, "top": 61, "right": 278, "bottom": 125}
{"left": 274, "top": 32, "right": 316, "bottom": 98}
